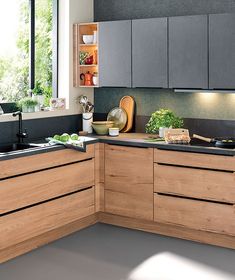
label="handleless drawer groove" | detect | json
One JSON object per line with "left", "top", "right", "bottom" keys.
{"left": 0, "top": 145, "right": 95, "bottom": 179}
{"left": 0, "top": 159, "right": 95, "bottom": 215}
{"left": 154, "top": 193, "right": 235, "bottom": 236}
{"left": 154, "top": 164, "right": 235, "bottom": 203}
{"left": 0, "top": 187, "right": 95, "bottom": 250}
{"left": 154, "top": 149, "right": 235, "bottom": 171}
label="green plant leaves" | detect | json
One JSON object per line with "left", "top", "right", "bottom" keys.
{"left": 146, "top": 109, "right": 183, "bottom": 134}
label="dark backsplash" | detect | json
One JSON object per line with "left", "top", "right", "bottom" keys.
{"left": 0, "top": 114, "right": 82, "bottom": 145}
{"left": 94, "top": 113, "right": 235, "bottom": 137}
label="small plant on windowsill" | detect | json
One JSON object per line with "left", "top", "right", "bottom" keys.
{"left": 17, "top": 98, "right": 39, "bottom": 113}
{"left": 32, "top": 81, "right": 45, "bottom": 107}
{"left": 146, "top": 109, "right": 183, "bottom": 137}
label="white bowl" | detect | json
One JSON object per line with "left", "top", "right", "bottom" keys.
{"left": 83, "top": 35, "right": 94, "bottom": 44}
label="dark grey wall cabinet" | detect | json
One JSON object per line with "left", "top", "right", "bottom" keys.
{"left": 132, "top": 18, "right": 168, "bottom": 88}
{"left": 209, "top": 13, "right": 235, "bottom": 89}
{"left": 169, "top": 15, "right": 208, "bottom": 89}
{"left": 99, "top": 20, "right": 132, "bottom": 87}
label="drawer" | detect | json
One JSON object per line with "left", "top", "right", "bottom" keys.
{"left": 0, "top": 159, "right": 94, "bottom": 214}
{"left": 0, "top": 187, "right": 95, "bottom": 250}
{"left": 154, "top": 194, "right": 235, "bottom": 236}
{"left": 0, "top": 144, "right": 94, "bottom": 179}
{"left": 154, "top": 149, "right": 235, "bottom": 171}
{"left": 105, "top": 144, "right": 153, "bottom": 220}
{"left": 154, "top": 164, "right": 235, "bottom": 203}
{"left": 105, "top": 189, "right": 153, "bottom": 220}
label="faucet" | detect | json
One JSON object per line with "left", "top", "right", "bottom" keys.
{"left": 12, "top": 111, "right": 28, "bottom": 143}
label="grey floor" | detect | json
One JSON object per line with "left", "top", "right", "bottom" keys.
{"left": 0, "top": 223, "right": 235, "bottom": 280}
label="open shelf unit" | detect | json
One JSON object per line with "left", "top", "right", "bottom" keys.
{"left": 73, "top": 23, "right": 99, "bottom": 88}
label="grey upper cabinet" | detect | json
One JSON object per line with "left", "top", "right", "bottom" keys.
{"left": 99, "top": 20, "right": 132, "bottom": 87}
{"left": 132, "top": 18, "right": 168, "bottom": 88}
{"left": 209, "top": 13, "right": 235, "bottom": 89}
{"left": 169, "top": 15, "right": 208, "bottom": 89}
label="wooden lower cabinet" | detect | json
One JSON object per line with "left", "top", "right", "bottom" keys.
{"left": 154, "top": 193, "right": 235, "bottom": 236}
{"left": 0, "top": 146, "right": 97, "bottom": 263}
{"left": 0, "top": 159, "right": 95, "bottom": 214}
{"left": 105, "top": 144, "right": 154, "bottom": 220}
{"left": 0, "top": 187, "right": 95, "bottom": 250}
{"left": 154, "top": 149, "right": 235, "bottom": 171}
{"left": 0, "top": 145, "right": 94, "bottom": 179}
{"left": 1, "top": 144, "right": 235, "bottom": 262}
{"left": 154, "top": 164, "right": 235, "bottom": 203}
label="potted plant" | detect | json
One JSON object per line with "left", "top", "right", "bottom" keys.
{"left": 18, "top": 98, "right": 39, "bottom": 113}
{"left": 32, "top": 81, "right": 45, "bottom": 107}
{"left": 146, "top": 109, "right": 183, "bottom": 137}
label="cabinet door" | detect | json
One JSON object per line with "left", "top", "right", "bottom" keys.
{"left": 169, "top": 15, "right": 208, "bottom": 89}
{"left": 209, "top": 13, "right": 235, "bottom": 89}
{"left": 105, "top": 145, "right": 153, "bottom": 220}
{"left": 132, "top": 18, "right": 168, "bottom": 88}
{"left": 99, "top": 21, "right": 131, "bottom": 87}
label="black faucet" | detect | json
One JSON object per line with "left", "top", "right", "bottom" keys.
{"left": 12, "top": 111, "right": 28, "bottom": 143}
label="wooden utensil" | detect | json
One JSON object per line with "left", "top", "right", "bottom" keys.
{"left": 119, "top": 96, "right": 135, "bottom": 133}
{"left": 193, "top": 134, "right": 214, "bottom": 143}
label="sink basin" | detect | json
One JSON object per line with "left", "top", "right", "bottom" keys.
{"left": 0, "top": 143, "right": 41, "bottom": 153}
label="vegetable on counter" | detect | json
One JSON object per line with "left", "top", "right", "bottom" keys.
{"left": 53, "top": 133, "right": 80, "bottom": 143}
{"left": 146, "top": 109, "right": 183, "bottom": 134}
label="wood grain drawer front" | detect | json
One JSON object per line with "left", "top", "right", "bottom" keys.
{"left": 0, "top": 187, "right": 95, "bottom": 250}
{"left": 105, "top": 145, "right": 154, "bottom": 220}
{"left": 154, "top": 149, "right": 235, "bottom": 171}
{"left": 154, "top": 164, "right": 235, "bottom": 203}
{"left": 0, "top": 159, "right": 95, "bottom": 215}
{"left": 0, "top": 145, "right": 94, "bottom": 179}
{"left": 154, "top": 194, "right": 235, "bottom": 236}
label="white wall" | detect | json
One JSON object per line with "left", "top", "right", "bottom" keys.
{"left": 58, "top": 0, "right": 94, "bottom": 114}
{"left": 0, "top": 0, "right": 94, "bottom": 122}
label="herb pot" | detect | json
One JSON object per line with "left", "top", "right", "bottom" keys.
{"left": 159, "top": 127, "right": 171, "bottom": 138}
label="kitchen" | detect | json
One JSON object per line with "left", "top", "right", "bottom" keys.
{"left": 0, "top": 0, "right": 235, "bottom": 279}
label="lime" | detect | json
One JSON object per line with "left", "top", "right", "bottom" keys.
{"left": 53, "top": 134, "right": 60, "bottom": 141}
{"left": 71, "top": 133, "right": 79, "bottom": 141}
{"left": 60, "top": 133, "right": 70, "bottom": 143}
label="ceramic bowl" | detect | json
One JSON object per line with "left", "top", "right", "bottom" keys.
{"left": 83, "top": 35, "right": 94, "bottom": 44}
{"left": 92, "top": 121, "right": 114, "bottom": 135}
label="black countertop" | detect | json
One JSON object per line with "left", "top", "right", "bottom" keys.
{"left": 0, "top": 133, "right": 235, "bottom": 162}
{"left": 0, "top": 137, "right": 99, "bottom": 161}
{"left": 93, "top": 133, "right": 235, "bottom": 156}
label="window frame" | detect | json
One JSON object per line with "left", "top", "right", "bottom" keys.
{"left": 29, "top": 0, "right": 58, "bottom": 98}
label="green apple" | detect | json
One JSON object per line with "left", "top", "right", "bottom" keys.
{"left": 53, "top": 134, "right": 61, "bottom": 141}
{"left": 60, "top": 133, "right": 70, "bottom": 143}
{"left": 70, "top": 133, "right": 79, "bottom": 141}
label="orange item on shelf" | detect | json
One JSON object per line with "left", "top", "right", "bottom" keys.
{"left": 80, "top": 72, "right": 94, "bottom": 86}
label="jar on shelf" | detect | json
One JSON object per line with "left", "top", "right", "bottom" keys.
{"left": 93, "top": 72, "right": 98, "bottom": 86}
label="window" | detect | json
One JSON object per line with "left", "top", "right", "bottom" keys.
{"left": 0, "top": 0, "right": 58, "bottom": 105}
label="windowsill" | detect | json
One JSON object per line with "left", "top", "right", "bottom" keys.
{"left": 0, "top": 109, "right": 78, "bottom": 122}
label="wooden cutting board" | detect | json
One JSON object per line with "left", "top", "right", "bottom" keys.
{"left": 119, "top": 96, "right": 135, "bottom": 133}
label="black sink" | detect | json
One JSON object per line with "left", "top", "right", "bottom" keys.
{"left": 0, "top": 143, "right": 40, "bottom": 153}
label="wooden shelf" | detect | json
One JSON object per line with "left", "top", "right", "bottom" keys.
{"left": 80, "top": 44, "right": 97, "bottom": 47}
{"left": 79, "top": 64, "right": 98, "bottom": 67}
{"left": 73, "top": 22, "right": 99, "bottom": 88}
{"left": 79, "top": 85, "right": 99, "bottom": 88}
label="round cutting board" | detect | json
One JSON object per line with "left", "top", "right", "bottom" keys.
{"left": 107, "top": 107, "right": 127, "bottom": 131}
